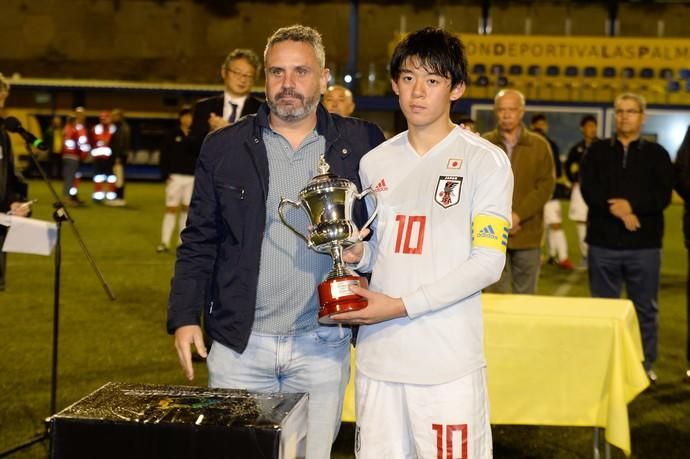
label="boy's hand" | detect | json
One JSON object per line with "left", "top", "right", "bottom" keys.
{"left": 330, "top": 285, "right": 407, "bottom": 325}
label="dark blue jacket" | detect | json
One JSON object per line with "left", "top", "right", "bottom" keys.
{"left": 166, "top": 103, "right": 385, "bottom": 353}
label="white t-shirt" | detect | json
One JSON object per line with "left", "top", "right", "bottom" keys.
{"left": 355, "top": 125, "right": 513, "bottom": 384}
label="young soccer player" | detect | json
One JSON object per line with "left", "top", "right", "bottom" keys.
{"left": 334, "top": 27, "right": 514, "bottom": 458}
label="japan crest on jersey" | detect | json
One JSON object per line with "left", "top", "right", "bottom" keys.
{"left": 435, "top": 175, "right": 463, "bottom": 208}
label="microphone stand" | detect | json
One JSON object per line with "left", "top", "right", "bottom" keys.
{"left": 0, "top": 142, "right": 115, "bottom": 458}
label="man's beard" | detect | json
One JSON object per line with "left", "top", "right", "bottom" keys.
{"left": 267, "top": 88, "right": 320, "bottom": 122}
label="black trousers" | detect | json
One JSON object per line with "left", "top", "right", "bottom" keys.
{"left": 0, "top": 228, "right": 6, "bottom": 290}
{"left": 685, "top": 247, "right": 690, "bottom": 362}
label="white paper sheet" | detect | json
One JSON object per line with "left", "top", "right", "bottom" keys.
{"left": 1, "top": 214, "right": 57, "bottom": 256}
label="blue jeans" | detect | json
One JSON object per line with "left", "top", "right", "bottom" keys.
{"left": 208, "top": 326, "right": 351, "bottom": 459}
{"left": 588, "top": 245, "right": 661, "bottom": 369}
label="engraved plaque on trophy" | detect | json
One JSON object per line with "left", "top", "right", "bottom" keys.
{"left": 278, "top": 155, "right": 378, "bottom": 324}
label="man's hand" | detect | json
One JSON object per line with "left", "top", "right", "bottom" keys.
{"left": 608, "top": 198, "right": 633, "bottom": 218}
{"left": 621, "top": 213, "right": 641, "bottom": 232}
{"left": 342, "top": 228, "right": 369, "bottom": 264}
{"left": 330, "top": 285, "right": 407, "bottom": 325}
{"left": 174, "top": 325, "right": 207, "bottom": 381}
{"left": 208, "top": 113, "right": 229, "bottom": 131}
{"left": 509, "top": 211, "right": 521, "bottom": 235}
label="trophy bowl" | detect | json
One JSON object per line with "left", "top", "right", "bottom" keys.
{"left": 278, "top": 155, "right": 378, "bottom": 324}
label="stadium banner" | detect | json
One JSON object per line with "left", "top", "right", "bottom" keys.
{"left": 460, "top": 34, "right": 690, "bottom": 70}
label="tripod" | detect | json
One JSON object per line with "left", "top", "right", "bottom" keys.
{"left": 0, "top": 143, "right": 115, "bottom": 458}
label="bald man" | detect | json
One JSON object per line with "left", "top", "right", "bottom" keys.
{"left": 323, "top": 85, "right": 355, "bottom": 117}
{"left": 482, "top": 89, "right": 555, "bottom": 294}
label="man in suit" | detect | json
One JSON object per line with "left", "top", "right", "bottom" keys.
{"left": 190, "top": 48, "right": 263, "bottom": 152}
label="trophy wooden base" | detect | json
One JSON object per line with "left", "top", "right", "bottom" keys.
{"left": 317, "top": 275, "right": 368, "bottom": 325}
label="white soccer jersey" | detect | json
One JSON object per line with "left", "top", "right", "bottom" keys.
{"left": 355, "top": 126, "right": 513, "bottom": 384}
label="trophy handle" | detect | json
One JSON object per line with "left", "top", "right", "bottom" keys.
{"left": 355, "top": 187, "right": 379, "bottom": 239}
{"left": 278, "top": 197, "right": 311, "bottom": 246}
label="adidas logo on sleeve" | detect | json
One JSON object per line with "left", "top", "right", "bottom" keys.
{"left": 373, "top": 178, "right": 388, "bottom": 193}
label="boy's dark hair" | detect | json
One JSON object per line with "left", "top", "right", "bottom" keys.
{"left": 531, "top": 113, "right": 547, "bottom": 125}
{"left": 178, "top": 105, "right": 192, "bottom": 118}
{"left": 580, "top": 114, "right": 597, "bottom": 127}
{"left": 389, "top": 27, "right": 468, "bottom": 89}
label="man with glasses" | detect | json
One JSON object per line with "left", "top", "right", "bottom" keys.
{"left": 189, "top": 48, "right": 263, "bottom": 154}
{"left": 581, "top": 92, "right": 674, "bottom": 384}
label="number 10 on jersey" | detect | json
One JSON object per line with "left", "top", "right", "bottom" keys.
{"left": 394, "top": 215, "right": 426, "bottom": 254}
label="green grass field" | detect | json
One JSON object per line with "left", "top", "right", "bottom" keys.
{"left": 1, "top": 181, "right": 688, "bottom": 458}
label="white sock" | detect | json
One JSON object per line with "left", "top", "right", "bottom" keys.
{"left": 576, "top": 223, "right": 588, "bottom": 258}
{"left": 545, "top": 227, "right": 556, "bottom": 258}
{"left": 549, "top": 228, "right": 569, "bottom": 261}
{"left": 178, "top": 211, "right": 188, "bottom": 242}
{"left": 161, "top": 213, "right": 176, "bottom": 247}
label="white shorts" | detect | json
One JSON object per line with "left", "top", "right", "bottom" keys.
{"left": 568, "top": 183, "right": 588, "bottom": 222}
{"left": 165, "top": 174, "right": 194, "bottom": 207}
{"left": 355, "top": 368, "right": 492, "bottom": 459}
{"left": 543, "top": 199, "right": 562, "bottom": 226}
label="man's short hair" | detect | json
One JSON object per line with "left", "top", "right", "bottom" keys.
{"left": 615, "top": 92, "right": 647, "bottom": 113}
{"left": 580, "top": 114, "right": 597, "bottom": 127}
{"left": 326, "top": 85, "right": 353, "bottom": 99}
{"left": 264, "top": 25, "right": 325, "bottom": 71}
{"left": 223, "top": 48, "right": 261, "bottom": 73}
{"left": 389, "top": 27, "right": 468, "bottom": 89}
{"left": 0, "top": 73, "right": 10, "bottom": 93}
{"left": 494, "top": 89, "right": 525, "bottom": 107}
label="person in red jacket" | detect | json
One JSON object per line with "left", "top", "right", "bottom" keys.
{"left": 62, "top": 107, "right": 90, "bottom": 205}
{"left": 90, "top": 111, "right": 117, "bottom": 203}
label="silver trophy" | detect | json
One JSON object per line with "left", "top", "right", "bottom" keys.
{"left": 278, "top": 155, "right": 378, "bottom": 324}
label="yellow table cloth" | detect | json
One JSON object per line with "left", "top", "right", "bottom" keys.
{"left": 342, "top": 294, "right": 649, "bottom": 456}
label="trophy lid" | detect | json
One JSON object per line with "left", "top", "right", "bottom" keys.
{"left": 316, "top": 155, "right": 331, "bottom": 176}
{"left": 301, "top": 155, "right": 355, "bottom": 195}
